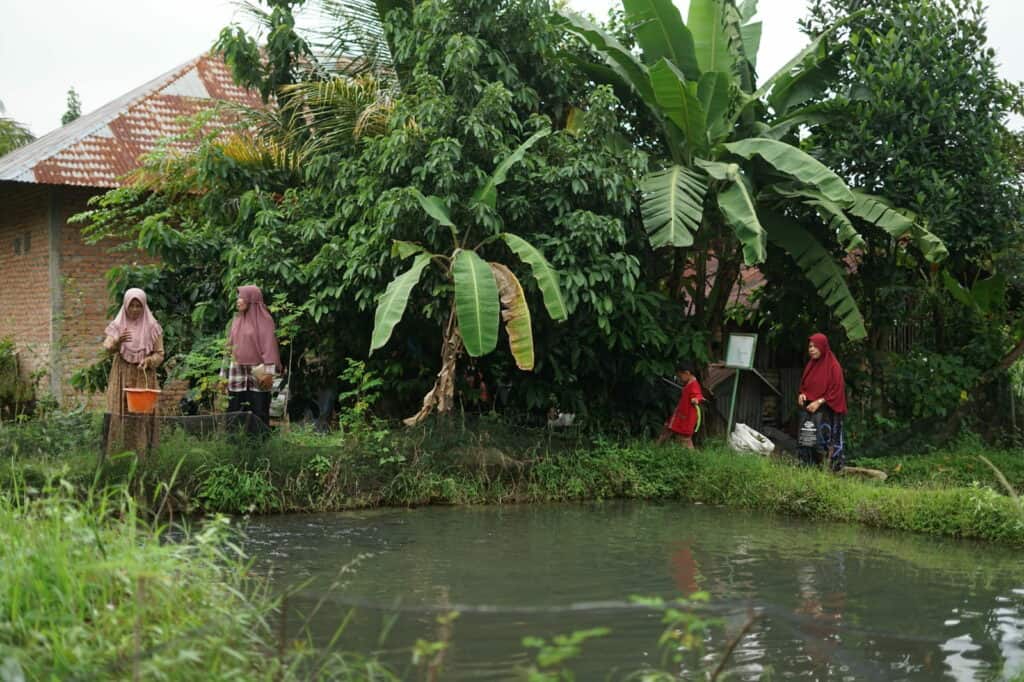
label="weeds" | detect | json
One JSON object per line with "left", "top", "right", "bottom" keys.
{"left": 4, "top": 415, "right": 1024, "bottom": 546}
{"left": 0, "top": 477, "right": 394, "bottom": 680}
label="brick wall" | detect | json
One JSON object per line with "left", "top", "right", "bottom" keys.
{"left": 0, "top": 182, "right": 51, "bottom": 384}
{"left": 57, "top": 186, "right": 159, "bottom": 407}
{"left": 2, "top": 182, "right": 174, "bottom": 409}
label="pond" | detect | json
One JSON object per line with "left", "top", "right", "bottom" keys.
{"left": 242, "top": 502, "right": 1024, "bottom": 680}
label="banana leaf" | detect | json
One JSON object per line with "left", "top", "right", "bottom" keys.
{"left": 501, "top": 233, "right": 568, "bottom": 321}
{"left": 453, "top": 250, "right": 500, "bottom": 357}
{"left": 369, "top": 252, "right": 432, "bottom": 354}
{"left": 490, "top": 262, "right": 534, "bottom": 370}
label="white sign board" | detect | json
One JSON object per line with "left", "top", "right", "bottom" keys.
{"left": 725, "top": 333, "right": 757, "bottom": 370}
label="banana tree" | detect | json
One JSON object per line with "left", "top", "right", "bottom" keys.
{"left": 561, "top": 0, "right": 946, "bottom": 342}
{"left": 369, "top": 129, "right": 569, "bottom": 425}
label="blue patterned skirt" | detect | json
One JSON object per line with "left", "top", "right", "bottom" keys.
{"left": 797, "top": 407, "right": 845, "bottom": 472}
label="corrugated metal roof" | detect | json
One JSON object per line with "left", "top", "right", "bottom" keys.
{"left": 0, "top": 52, "right": 262, "bottom": 187}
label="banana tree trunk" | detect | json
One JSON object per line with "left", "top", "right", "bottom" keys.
{"left": 403, "top": 307, "right": 463, "bottom": 426}
{"left": 705, "top": 243, "right": 742, "bottom": 353}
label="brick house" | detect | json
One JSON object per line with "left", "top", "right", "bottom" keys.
{"left": 0, "top": 53, "right": 260, "bottom": 406}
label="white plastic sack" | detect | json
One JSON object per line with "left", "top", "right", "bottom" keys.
{"left": 269, "top": 378, "right": 288, "bottom": 419}
{"left": 729, "top": 423, "right": 775, "bottom": 455}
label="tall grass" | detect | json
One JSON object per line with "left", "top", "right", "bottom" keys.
{"left": 0, "top": 475, "right": 394, "bottom": 680}
{"left": 4, "top": 416, "right": 1024, "bottom": 546}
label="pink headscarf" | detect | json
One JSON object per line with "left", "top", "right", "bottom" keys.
{"left": 105, "top": 288, "right": 163, "bottom": 364}
{"left": 229, "top": 285, "right": 281, "bottom": 368}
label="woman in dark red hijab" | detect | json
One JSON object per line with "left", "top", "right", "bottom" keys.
{"left": 796, "top": 333, "right": 847, "bottom": 471}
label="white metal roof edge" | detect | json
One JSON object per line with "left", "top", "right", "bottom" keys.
{"left": 0, "top": 54, "right": 205, "bottom": 184}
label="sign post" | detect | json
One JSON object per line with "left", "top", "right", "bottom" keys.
{"left": 724, "top": 333, "right": 758, "bottom": 438}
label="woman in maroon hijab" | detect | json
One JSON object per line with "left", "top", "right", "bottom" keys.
{"left": 796, "top": 333, "right": 847, "bottom": 471}
{"left": 222, "top": 285, "right": 281, "bottom": 433}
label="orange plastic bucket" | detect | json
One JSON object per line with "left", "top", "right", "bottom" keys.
{"left": 125, "top": 388, "right": 162, "bottom": 414}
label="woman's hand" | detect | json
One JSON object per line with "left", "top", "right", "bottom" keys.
{"left": 797, "top": 393, "right": 807, "bottom": 407}
{"left": 257, "top": 374, "right": 274, "bottom": 391}
{"left": 118, "top": 329, "right": 132, "bottom": 346}
{"left": 807, "top": 399, "right": 823, "bottom": 414}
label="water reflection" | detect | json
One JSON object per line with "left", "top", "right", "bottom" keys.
{"left": 242, "top": 503, "right": 1024, "bottom": 680}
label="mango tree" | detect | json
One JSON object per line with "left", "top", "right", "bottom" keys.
{"left": 561, "top": 0, "right": 946, "bottom": 342}
{"left": 369, "top": 129, "right": 568, "bottom": 425}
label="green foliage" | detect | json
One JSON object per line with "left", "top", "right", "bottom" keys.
{"left": 630, "top": 592, "right": 720, "bottom": 673}
{"left": 0, "top": 479, "right": 400, "bottom": 680}
{"left": 452, "top": 249, "right": 501, "bottom": 357}
{"left": 0, "top": 410, "right": 99, "bottom": 460}
{"left": 69, "top": 354, "right": 112, "bottom": 395}
{"left": 369, "top": 252, "right": 432, "bottom": 354}
{"left": 761, "top": 210, "right": 866, "bottom": 340}
{"left": 77, "top": 0, "right": 685, "bottom": 424}
{"left": 337, "top": 357, "right": 386, "bottom": 434}
{"left": 197, "top": 461, "right": 278, "bottom": 514}
{"left": 0, "top": 338, "right": 36, "bottom": 419}
{"left": 562, "top": 1, "right": 942, "bottom": 343}
{"left": 885, "top": 351, "right": 977, "bottom": 420}
{"left": 7, "top": 415, "right": 1024, "bottom": 545}
{"left": 0, "top": 99, "right": 33, "bottom": 156}
{"left": 522, "top": 627, "right": 610, "bottom": 681}
{"left": 804, "top": 0, "right": 1024, "bottom": 272}
{"left": 855, "top": 443, "right": 1024, "bottom": 493}
{"left": 213, "top": 0, "right": 313, "bottom": 103}
{"left": 783, "top": 0, "right": 1024, "bottom": 431}
{"left": 60, "top": 86, "right": 81, "bottom": 125}
{"left": 639, "top": 164, "right": 707, "bottom": 248}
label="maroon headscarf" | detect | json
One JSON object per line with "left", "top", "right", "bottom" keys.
{"left": 228, "top": 285, "right": 281, "bottom": 368}
{"left": 799, "top": 333, "right": 847, "bottom": 414}
{"left": 105, "top": 288, "right": 163, "bottom": 364}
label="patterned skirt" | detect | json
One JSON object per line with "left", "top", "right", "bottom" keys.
{"left": 104, "top": 356, "right": 160, "bottom": 456}
{"left": 796, "top": 407, "right": 845, "bottom": 472}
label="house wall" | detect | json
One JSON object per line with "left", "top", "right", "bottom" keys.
{"left": 0, "top": 182, "right": 184, "bottom": 411}
{"left": 0, "top": 182, "right": 52, "bottom": 385}
{"left": 55, "top": 188, "right": 186, "bottom": 413}
{"left": 57, "top": 186, "right": 120, "bottom": 404}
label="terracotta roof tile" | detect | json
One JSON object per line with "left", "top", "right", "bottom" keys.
{"left": 0, "top": 52, "right": 262, "bottom": 188}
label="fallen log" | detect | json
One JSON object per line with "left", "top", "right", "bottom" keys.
{"left": 841, "top": 466, "right": 888, "bottom": 481}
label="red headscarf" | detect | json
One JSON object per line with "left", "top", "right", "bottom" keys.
{"left": 105, "top": 288, "right": 163, "bottom": 364}
{"left": 229, "top": 285, "right": 281, "bottom": 368}
{"left": 799, "top": 333, "right": 846, "bottom": 414}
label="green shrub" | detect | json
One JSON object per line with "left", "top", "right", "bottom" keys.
{"left": 0, "top": 410, "right": 100, "bottom": 460}
{"left": 3, "top": 415, "right": 1022, "bottom": 545}
{"left": 197, "top": 461, "right": 278, "bottom": 514}
{"left": 0, "top": 337, "right": 36, "bottom": 420}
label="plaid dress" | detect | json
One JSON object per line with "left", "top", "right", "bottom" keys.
{"left": 221, "top": 362, "right": 275, "bottom": 393}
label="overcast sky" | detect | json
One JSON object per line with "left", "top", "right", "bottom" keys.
{"left": 1, "top": 0, "right": 1022, "bottom": 138}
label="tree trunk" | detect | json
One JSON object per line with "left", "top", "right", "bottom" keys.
{"left": 404, "top": 307, "right": 463, "bottom": 426}
{"left": 705, "top": 244, "right": 742, "bottom": 352}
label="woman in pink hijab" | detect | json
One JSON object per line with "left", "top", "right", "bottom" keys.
{"left": 222, "top": 285, "right": 280, "bottom": 432}
{"left": 102, "top": 288, "right": 164, "bottom": 454}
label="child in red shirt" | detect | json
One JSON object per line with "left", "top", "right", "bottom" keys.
{"left": 657, "top": 365, "right": 704, "bottom": 449}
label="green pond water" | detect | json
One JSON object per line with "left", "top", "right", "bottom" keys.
{"left": 242, "top": 502, "right": 1024, "bottom": 680}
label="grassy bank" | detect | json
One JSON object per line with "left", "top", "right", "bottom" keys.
{"left": 0, "top": 480, "right": 397, "bottom": 680}
{"left": 4, "top": 415, "right": 1023, "bottom": 546}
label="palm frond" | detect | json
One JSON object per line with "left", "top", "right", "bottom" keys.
{"left": 302, "top": 0, "right": 397, "bottom": 81}
{"left": 219, "top": 132, "right": 303, "bottom": 174}
{"left": 0, "top": 116, "right": 35, "bottom": 156}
